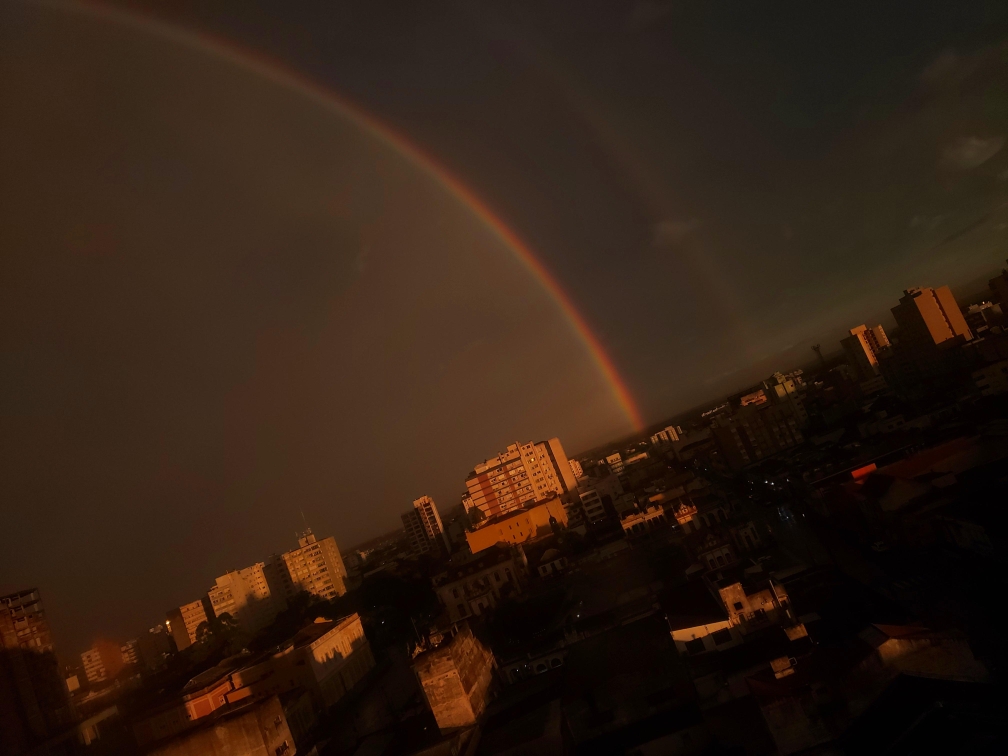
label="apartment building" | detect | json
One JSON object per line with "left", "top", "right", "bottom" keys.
{"left": 842, "top": 324, "right": 891, "bottom": 381}
{"left": 207, "top": 562, "right": 286, "bottom": 636}
{"left": 402, "top": 495, "right": 450, "bottom": 556}
{"left": 166, "top": 599, "right": 210, "bottom": 651}
{"left": 465, "top": 438, "right": 577, "bottom": 519}
{"left": 279, "top": 530, "right": 347, "bottom": 602}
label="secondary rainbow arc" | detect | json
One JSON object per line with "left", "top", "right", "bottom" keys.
{"left": 52, "top": 0, "right": 646, "bottom": 432}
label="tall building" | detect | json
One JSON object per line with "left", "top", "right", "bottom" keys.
{"left": 0, "top": 589, "right": 53, "bottom": 653}
{"left": 402, "top": 496, "right": 450, "bottom": 556}
{"left": 279, "top": 530, "right": 347, "bottom": 602}
{"left": 1, "top": 589, "right": 73, "bottom": 753}
{"left": 879, "top": 286, "right": 973, "bottom": 398}
{"left": 81, "top": 639, "right": 124, "bottom": 684}
{"left": 841, "top": 324, "right": 891, "bottom": 381}
{"left": 166, "top": 598, "right": 211, "bottom": 651}
{"left": 605, "top": 452, "right": 624, "bottom": 474}
{"left": 891, "top": 286, "right": 972, "bottom": 348}
{"left": 568, "top": 459, "right": 584, "bottom": 480}
{"left": 465, "top": 438, "right": 577, "bottom": 520}
{"left": 207, "top": 562, "right": 286, "bottom": 636}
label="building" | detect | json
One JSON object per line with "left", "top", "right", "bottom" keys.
{"left": 891, "top": 286, "right": 972, "bottom": 348}
{"left": 413, "top": 623, "right": 495, "bottom": 733}
{"left": 121, "top": 638, "right": 140, "bottom": 666}
{"left": 1, "top": 589, "right": 74, "bottom": 754}
{"left": 207, "top": 562, "right": 286, "bottom": 637}
{"left": 166, "top": 599, "right": 211, "bottom": 651}
{"left": 402, "top": 495, "right": 450, "bottom": 556}
{"left": 620, "top": 505, "right": 668, "bottom": 538}
{"left": 279, "top": 530, "right": 347, "bottom": 602}
{"left": 604, "top": 452, "right": 624, "bottom": 474}
{"left": 228, "top": 614, "right": 375, "bottom": 712}
{"left": 578, "top": 488, "right": 607, "bottom": 524}
{"left": 650, "top": 425, "right": 680, "bottom": 446}
{"left": 973, "top": 359, "right": 1008, "bottom": 396}
{"left": 662, "top": 580, "right": 742, "bottom": 656}
{"left": 81, "top": 639, "right": 124, "bottom": 684}
{"left": 432, "top": 546, "right": 527, "bottom": 623}
{"left": 464, "top": 496, "right": 567, "bottom": 554}
{"left": 146, "top": 695, "right": 295, "bottom": 756}
{"left": 878, "top": 286, "right": 973, "bottom": 399}
{"left": 711, "top": 400, "right": 805, "bottom": 471}
{"left": 841, "top": 324, "right": 891, "bottom": 381}
{"left": 569, "top": 458, "right": 584, "bottom": 479}
{"left": 0, "top": 588, "right": 53, "bottom": 652}
{"left": 964, "top": 301, "right": 1001, "bottom": 334}
{"left": 134, "top": 614, "right": 375, "bottom": 747}
{"left": 465, "top": 438, "right": 577, "bottom": 519}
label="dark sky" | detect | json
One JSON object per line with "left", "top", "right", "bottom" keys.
{"left": 2, "top": 0, "right": 1007, "bottom": 656}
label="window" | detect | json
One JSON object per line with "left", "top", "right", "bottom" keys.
{"left": 733, "top": 602, "right": 743, "bottom": 611}
{"left": 452, "top": 588, "right": 459, "bottom": 599}
{"left": 712, "top": 628, "right": 733, "bottom": 645}
{"left": 493, "top": 571, "right": 500, "bottom": 581}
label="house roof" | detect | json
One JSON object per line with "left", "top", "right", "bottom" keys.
{"left": 659, "top": 580, "right": 727, "bottom": 630}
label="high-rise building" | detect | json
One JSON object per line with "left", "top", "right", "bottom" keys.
{"left": 402, "top": 496, "right": 450, "bottom": 556}
{"left": 891, "top": 287, "right": 972, "bottom": 349}
{"left": 279, "top": 530, "right": 347, "bottom": 602}
{"left": 0, "top": 589, "right": 53, "bottom": 653}
{"left": 841, "top": 324, "right": 891, "bottom": 381}
{"left": 207, "top": 562, "right": 286, "bottom": 636}
{"left": 605, "top": 452, "right": 624, "bottom": 474}
{"left": 465, "top": 438, "right": 577, "bottom": 520}
{"left": 1, "top": 589, "right": 74, "bottom": 753}
{"left": 569, "top": 459, "right": 584, "bottom": 479}
{"left": 81, "top": 639, "right": 124, "bottom": 684}
{"left": 878, "top": 286, "right": 973, "bottom": 399}
{"left": 166, "top": 598, "right": 211, "bottom": 651}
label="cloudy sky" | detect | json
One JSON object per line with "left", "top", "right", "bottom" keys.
{"left": 2, "top": 0, "right": 1007, "bottom": 654}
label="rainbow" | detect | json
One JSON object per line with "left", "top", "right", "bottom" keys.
{"left": 44, "top": 0, "right": 645, "bottom": 432}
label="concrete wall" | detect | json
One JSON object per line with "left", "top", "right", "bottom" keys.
{"left": 414, "top": 625, "right": 494, "bottom": 733}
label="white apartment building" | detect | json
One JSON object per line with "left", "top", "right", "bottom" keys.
{"left": 569, "top": 459, "right": 585, "bottom": 480}
{"left": 465, "top": 438, "right": 577, "bottom": 519}
{"left": 605, "top": 453, "right": 624, "bottom": 474}
{"left": 279, "top": 530, "right": 347, "bottom": 602}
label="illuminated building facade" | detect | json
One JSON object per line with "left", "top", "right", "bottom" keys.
{"left": 465, "top": 438, "right": 576, "bottom": 519}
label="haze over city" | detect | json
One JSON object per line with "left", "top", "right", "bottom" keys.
{"left": 2, "top": 5, "right": 1008, "bottom": 754}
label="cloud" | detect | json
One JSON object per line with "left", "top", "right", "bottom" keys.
{"left": 939, "top": 136, "right": 1005, "bottom": 170}
{"left": 651, "top": 218, "right": 699, "bottom": 247}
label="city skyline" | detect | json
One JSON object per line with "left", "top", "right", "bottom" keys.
{"left": 4, "top": 0, "right": 1008, "bottom": 661}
